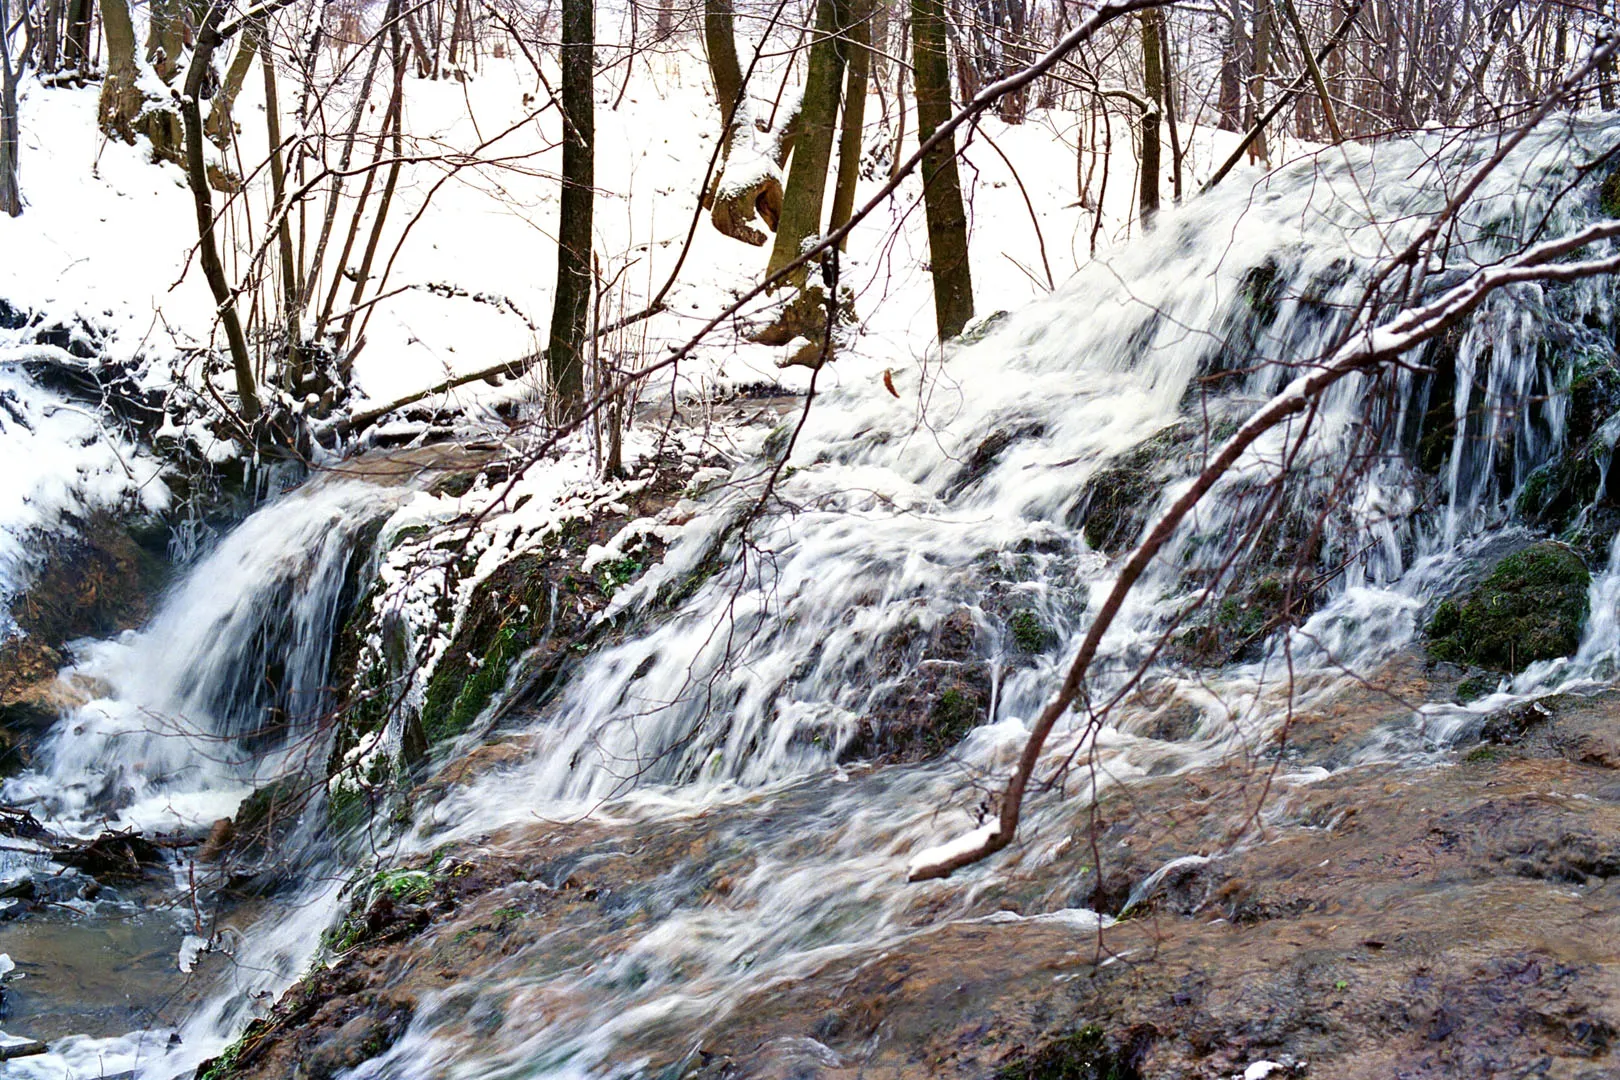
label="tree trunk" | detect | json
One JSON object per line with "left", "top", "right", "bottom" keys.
{"left": 912, "top": 0, "right": 973, "bottom": 339}
{"left": 205, "top": 31, "right": 259, "bottom": 148}
{"left": 828, "top": 0, "right": 870, "bottom": 247}
{"left": 63, "top": 0, "right": 91, "bottom": 69}
{"left": 145, "top": 0, "right": 186, "bottom": 81}
{"left": 1139, "top": 8, "right": 1162, "bottom": 227}
{"left": 181, "top": 1, "right": 260, "bottom": 422}
{"left": 97, "top": 0, "right": 144, "bottom": 140}
{"left": 1159, "top": 14, "right": 1182, "bottom": 201}
{"left": 547, "top": 0, "right": 593, "bottom": 422}
{"left": 1217, "top": 0, "right": 1244, "bottom": 131}
{"left": 0, "top": 0, "right": 21, "bottom": 217}
{"left": 702, "top": 0, "right": 745, "bottom": 213}
{"left": 261, "top": 32, "right": 304, "bottom": 390}
{"left": 1248, "top": 0, "right": 1271, "bottom": 163}
{"left": 703, "top": 0, "right": 743, "bottom": 127}
{"left": 766, "top": 0, "right": 847, "bottom": 281}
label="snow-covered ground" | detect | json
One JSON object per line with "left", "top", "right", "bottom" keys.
{"left": 0, "top": 22, "right": 1281, "bottom": 620}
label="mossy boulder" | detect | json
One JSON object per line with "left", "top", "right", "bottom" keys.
{"left": 1516, "top": 349, "right": 1620, "bottom": 548}
{"left": 1, "top": 513, "right": 168, "bottom": 770}
{"left": 418, "top": 552, "right": 558, "bottom": 748}
{"left": 1601, "top": 165, "right": 1620, "bottom": 218}
{"left": 1171, "top": 576, "right": 1306, "bottom": 667}
{"left": 1071, "top": 421, "right": 1222, "bottom": 556}
{"left": 1426, "top": 542, "right": 1591, "bottom": 673}
{"left": 844, "top": 608, "right": 991, "bottom": 763}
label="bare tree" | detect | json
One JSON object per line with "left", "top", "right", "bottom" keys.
{"left": 547, "top": 0, "right": 594, "bottom": 421}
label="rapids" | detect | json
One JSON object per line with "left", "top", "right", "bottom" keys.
{"left": 9, "top": 115, "right": 1620, "bottom": 1077}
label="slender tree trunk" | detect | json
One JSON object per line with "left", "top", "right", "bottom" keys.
{"left": 63, "top": 0, "right": 91, "bottom": 68}
{"left": 1276, "top": 0, "right": 1343, "bottom": 142}
{"left": 340, "top": 3, "right": 407, "bottom": 362}
{"left": 1159, "top": 15, "right": 1182, "bottom": 201}
{"left": 766, "top": 0, "right": 847, "bottom": 280}
{"left": 1248, "top": 0, "right": 1271, "bottom": 163}
{"left": 261, "top": 32, "right": 304, "bottom": 390}
{"left": 828, "top": 0, "right": 871, "bottom": 247}
{"left": 1601, "top": 0, "right": 1617, "bottom": 109}
{"left": 1217, "top": 0, "right": 1244, "bottom": 131}
{"left": 704, "top": 0, "right": 743, "bottom": 120}
{"left": 0, "top": 0, "right": 21, "bottom": 217}
{"left": 42, "top": 0, "right": 60, "bottom": 73}
{"left": 1139, "top": 8, "right": 1162, "bottom": 227}
{"left": 181, "top": 2, "right": 260, "bottom": 422}
{"left": 97, "top": 0, "right": 144, "bottom": 140}
{"left": 145, "top": 0, "right": 185, "bottom": 80}
{"left": 206, "top": 32, "right": 259, "bottom": 148}
{"left": 912, "top": 0, "right": 973, "bottom": 339}
{"left": 548, "top": 0, "right": 593, "bottom": 421}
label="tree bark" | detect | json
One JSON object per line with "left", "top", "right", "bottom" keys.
{"left": 547, "top": 0, "right": 594, "bottom": 422}
{"left": 181, "top": 1, "right": 260, "bottom": 421}
{"left": 63, "top": 0, "right": 91, "bottom": 69}
{"left": 0, "top": 0, "right": 21, "bottom": 217}
{"left": 828, "top": 0, "right": 871, "bottom": 247}
{"left": 97, "top": 0, "right": 144, "bottom": 141}
{"left": 145, "top": 0, "right": 185, "bottom": 81}
{"left": 205, "top": 32, "right": 259, "bottom": 148}
{"left": 1248, "top": 0, "right": 1271, "bottom": 163}
{"left": 261, "top": 31, "right": 304, "bottom": 390}
{"left": 1138, "top": 8, "right": 1162, "bottom": 227}
{"left": 704, "top": 0, "right": 743, "bottom": 127}
{"left": 912, "top": 0, "right": 973, "bottom": 339}
{"left": 765, "top": 0, "right": 847, "bottom": 281}
{"left": 1216, "top": 0, "right": 1244, "bottom": 130}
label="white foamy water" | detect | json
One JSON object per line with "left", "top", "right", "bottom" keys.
{"left": 13, "top": 115, "right": 1620, "bottom": 1078}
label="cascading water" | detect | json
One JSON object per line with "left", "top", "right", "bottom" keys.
{"left": 4, "top": 479, "right": 401, "bottom": 831}
{"left": 11, "top": 115, "right": 1620, "bottom": 1078}
{"left": 312, "top": 117, "right": 1620, "bottom": 1077}
{"left": 1, "top": 477, "right": 408, "bottom": 1077}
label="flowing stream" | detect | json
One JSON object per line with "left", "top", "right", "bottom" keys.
{"left": 8, "top": 116, "right": 1620, "bottom": 1077}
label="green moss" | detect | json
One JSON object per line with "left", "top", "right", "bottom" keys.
{"left": 1426, "top": 542, "right": 1591, "bottom": 672}
{"left": 1455, "top": 674, "right": 1497, "bottom": 703}
{"left": 195, "top": 1019, "right": 272, "bottom": 1080}
{"left": 1008, "top": 610, "right": 1056, "bottom": 653}
{"left": 955, "top": 309, "right": 1012, "bottom": 346}
{"left": 1074, "top": 421, "right": 1216, "bottom": 555}
{"left": 996, "top": 1025, "right": 1143, "bottom": 1080}
{"left": 1465, "top": 744, "right": 1506, "bottom": 764}
{"left": 373, "top": 868, "right": 435, "bottom": 903}
{"left": 1601, "top": 166, "right": 1620, "bottom": 218}
{"left": 420, "top": 625, "right": 524, "bottom": 745}
{"left": 1240, "top": 260, "right": 1283, "bottom": 323}
{"left": 596, "top": 555, "right": 644, "bottom": 600}
{"left": 430, "top": 471, "right": 479, "bottom": 498}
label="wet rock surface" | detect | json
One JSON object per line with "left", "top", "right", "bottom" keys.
{"left": 0, "top": 513, "right": 166, "bottom": 771}
{"left": 200, "top": 663, "right": 1620, "bottom": 1080}
{"left": 1425, "top": 540, "right": 1591, "bottom": 672}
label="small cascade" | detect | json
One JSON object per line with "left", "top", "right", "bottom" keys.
{"left": 3, "top": 479, "right": 402, "bottom": 833}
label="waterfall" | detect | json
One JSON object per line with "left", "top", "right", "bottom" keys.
{"left": 3, "top": 479, "right": 402, "bottom": 833}
{"left": 10, "top": 116, "right": 1620, "bottom": 1079}
{"left": 311, "top": 118, "right": 1620, "bottom": 1077}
